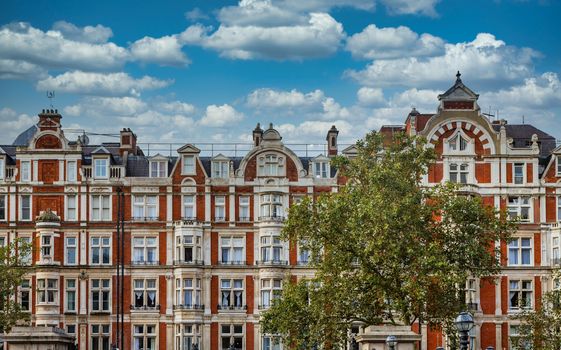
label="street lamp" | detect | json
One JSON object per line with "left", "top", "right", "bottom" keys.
{"left": 455, "top": 312, "right": 474, "bottom": 350}
{"left": 386, "top": 335, "right": 397, "bottom": 350}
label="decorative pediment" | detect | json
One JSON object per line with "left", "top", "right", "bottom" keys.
{"left": 438, "top": 72, "right": 479, "bottom": 101}
{"left": 342, "top": 145, "right": 358, "bottom": 157}
{"left": 90, "top": 187, "right": 111, "bottom": 193}
{"left": 91, "top": 146, "right": 111, "bottom": 155}
{"left": 148, "top": 153, "right": 169, "bottom": 161}
{"left": 312, "top": 154, "right": 330, "bottom": 162}
{"left": 35, "top": 134, "right": 62, "bottom": 149}
{"left": 212, "top": 153, "right": 230, "bottom": 161}
{"left": 177, "top": 144, "right": 201, "bottom": 154}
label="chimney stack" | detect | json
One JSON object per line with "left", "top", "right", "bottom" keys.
{"left": 326, "top": 125, "right": 339, "bottom": 156}
{"left": 253, "top": 123, "right": 263, "bottom": 147}
{"left": 120, "top": 128, "right": 137, "bottom": 156}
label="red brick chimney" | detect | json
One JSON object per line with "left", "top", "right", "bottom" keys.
{"left": 326, "top": 125, "right": 339, "bottom": 156}
{"left": 120, "top": 128, "right": 137, "bottom": 156}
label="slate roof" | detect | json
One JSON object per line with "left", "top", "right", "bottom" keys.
{"left": 12, "top": 125, "right": 38, "bottom": 146}
{"left": 492, "top": 124, "right": 557, "bottom": 157}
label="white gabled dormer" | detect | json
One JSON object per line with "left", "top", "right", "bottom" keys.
{"left": 0, "top": 147, "right": 5, "bottom": 180}
{"left": 177, "top": 144, "right": 201, "bottom": 176}
{"left": 211, "top": 154, "right": 230, "bottom": 179}
{"left": 312, "top": 154, "right": 331, "bottom": 179}
{"left": 91, "top": 146, "right": 111, "bottom": 179}
{"left": 148, "top": 154, "right": 169, "bottom": 178}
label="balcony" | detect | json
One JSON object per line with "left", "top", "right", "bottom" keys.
{"left": 217, "top": 304, "right": 247, "bottom": 311}
{"left": 173, "top": 259, "right": 204, "bottom": 266}
{"left": 219, "top": 260, "right": 247, "bottom": 266}
{"left": 131, "top": 259, "right": 159, "bottom": 266}
{"left": 238, "top": 217, "right": 251, "bottom": 222}
{"left": 81, "top": 166, "right": 124, "bottom": 180}
{"left": 130, "top": 304, "right": 159, "bottom": 312}
{"left": 258, "top": 216, "right": 285, "bottom": 223}
{"left": 256, "top": 260, "right": 288, "bottom": 266}
{"left": 2, "top": 167, "right": 16, "bottom": 182}
{"left": 173, "top": 304, "right": 204, "bottom": 310}
{"left": 297, "top": 260, "right": 310, "bottom": 266}
{"left": 131, "top": 216, "right": 159, "bottom": 222}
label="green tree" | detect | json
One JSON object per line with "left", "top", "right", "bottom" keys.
{"left": 512, "top": 270, "right": 561, "bottom": 350}
{"left": 0, "top": 238, "right": 32, "bottom": 333}
{"left": 261, "top": 132, "right": 515, "bottom": 348}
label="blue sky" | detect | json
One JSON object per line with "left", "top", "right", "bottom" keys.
{"left": 1, "top": 0, "right": 560, "bottom": 151}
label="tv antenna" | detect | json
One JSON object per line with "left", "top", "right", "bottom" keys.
{"left": 46, "top": 91, "right": 55, "bottom": 108}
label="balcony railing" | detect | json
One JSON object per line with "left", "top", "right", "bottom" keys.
{"left": 219, "top": 260, "right": 246, "bottom": 266}
{"left": 214, "top": 216, "right": 226, "bottom": 222}
{"left": 466, "top": 302, "right": 479, "bottom": 312}
{"left": 217, "top": 304, "right": 247, "bottom": 311}
{"left": 256, "top": 260, "right": 288, "bottom": 266}
{"left": 131, "top": 259, "right": 159, "bottom": 266}
{"left": 173, "top": 259, "right": 204, "bottom": 266}
{"left": 3, "top": 167, "right": 16, "bottom": 181}
{"left": 297, "top": 260, "right": 310, "bottom": 266}
{"left": 258, "top": 216, "right": 285, "bottom": 223}
{"left": 238, "top": 217, "right": 251, "bottom": 222}
{"left": 81, "top": 166, "right": 125, "bottom": 179}
{"left": 175, "top": 218, "right": 203, "bottom": 226}
{"left": 130, "top": 304, "right": 159, "bottom": 311}
{"left": 173, "top": 304, "right": 204, "bottom": 310}
{"left": 131, "top": 216, "right": 159, "bottom": 222}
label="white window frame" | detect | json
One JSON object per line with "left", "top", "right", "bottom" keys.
{"left": 65, "top": 278, "right": 77, "bottom": 313}
{"left": 507, "top": 196, "right": 532, "bottom": 223}
{"left": 90, "top": 236, "right": 111, "bottom": 265}
{"left": 260, "top": 194, "right": 284, "bottom": 219}
{"left": 557, "top": 155, "right": 561, "bottom": 176}
{"left": 19, "top": 236, "right": 31, "bottom": 265}
{"left": 132, "top": 236, "right": 158, "bottom": 264}
{"left": 258, "top": 154, "right": 285, "bottom": 177}
{"left": 260, "top": 233, "right": 284, "bottom": 264}
{"left": 508, "top": 237, "right": 533, "bottom": 266}
{"left": 220, "top": 279, "right": 244, "bottom": 310}
{"left": 66, "top": 194, "right": 77, "bottom": 221}
{"left": 212, "top": 160, "right": 229, "bottom": 178}
{"left": 90, "top": 278, "right": 111, "bottom": 312}
{"left": 215, "top": 195, "right": 226, "bottom": 221}
{"left": 298, "top": 241, "right": 310, "bottom": 265}
{"left": 175, "top": 278, "right": 201, "bottom": 308}
{"left": 175, "top": 234, "right": 201, "bottom": 264}
{"left": 239, "top": 196, "right": 250, "bottom": 222}
{"left": 19, "top": 279, "right": 31, "bottom": 312}
{"left": 182, "top": 155, "right": 196, "bottom": 175}
{"left": 67, "top": 160, "right": 77, "bottom": 182}
{"left": 262, "top": 335, "right": 282, "bottom": 350}
{"left": 149, "top": 160, "right": 167, "bottom": 178}
{"left": 220, "top": 324, "right": 244, "bottom": 350}
{"left": 20, "top": 194, "right": 31, "bottom": 221}
{"left": 132, "top": 195, "right": 158, "bottom": 221}
{"left": 37, "top": 278, "right": 58, "bottom": 305}
{"left": 449, "top": 163, "right": 469, "bottom": 184}
{"left": 557, "top": 195, "right": 561, "bottom": 222}
{"left": 183, "top": 194, "right": 196, "bottom": 220}
{"left": 0, "top": 157, "right": 4, "bottom": 179}
{"left": 91, "top": 195, "right": 111, "bottom": 221}
{"left": 90, "top": 324, "right": 110, "bottom": 350}
{"left": 93, "top": 158, "right": 109, "bottom": 179}
{"left": 260, "top": 278, "right": 282, "bottom": 309}
{"left": 40, "top": 234, "right": 52, "bottom": 259}
{"left": 21, "top": 160, "right": 30, "bottom": 182}
{"left": 0, "top": 194, "right": 6, "bottom": 221}
{"left": 133, "top": 324, "right": 157, "bottom": 350}
{"left": 220, "top": 236, "right": 244, "bottom": 264}
{"left": 65, "top": 235, "right": 78, "bottom": 265}
{"left": 133, "top": 279, "right": 157, "bottom": 309}
{"left": 175, "top": 324, "right": 201, "bottom": 350}
{"left": 313, "top": 162, "right": 329, "bottom": 178}
{"left": 509, "top": 279, "right": 533, "bottom": 311}
{"left": 553, "top": 235, "right": 560, "bottom": 265}
{"left": 513, "top": 163, "right": 525, "bottom": 184}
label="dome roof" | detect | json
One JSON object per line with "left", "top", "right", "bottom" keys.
{"left": 12, "top": 125, "right": 38, "bottom": 146}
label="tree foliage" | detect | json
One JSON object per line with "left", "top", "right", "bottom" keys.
{"left": 0, "top": 238, "right": 32, "bottom": 333}
{"left": 261, "top": 132, "right": 515, "bottom": 348}
{"left": 513, "top": 269, "right": 561, "bottom": 350}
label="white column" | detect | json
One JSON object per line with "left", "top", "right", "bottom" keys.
{"left": 495, "top": 277, "right": 502, "bottom": 316}
{"left": 229, "top": 185, "right": 235, "bottom": 227}
{"left": 205, "top": 186, "right": 211, "bottom": 222}
{"left": 167, "top": 186, "right": 173, "bottom": 222}
{"left": 9, "top": 187, "right": 16, "bottom": 221}
{"left": 32, "top": 160, "right": 38, "bottom": 182}
{"left": 203, "top": 324, "right": 211, "bottom": 350}
{"left": 80, "top": 186, "right": 87, "bottom": 221}
{"left": 495, "top": 323, "right": 502, "bottom": 350}
{"left": 80, "top": 230, "right": 87, "bottom": 265}
{"left": 79, "top": 278, "right": 87, "bottom": 314}
{"left": 204, "top": 274, "right": 211, "bottom": 315}
{"left": 166, "top": 275, "right": 173, "bottom": 315}
{"left": 421, "top": 323, "right": 428, "bottom": 350}
{"left": 167, "top": 230, "right": 173, "bottom": 265}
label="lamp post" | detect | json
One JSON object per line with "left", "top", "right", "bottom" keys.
{"left": 455, "top": 312, "right": 474, "bottom": 350}
{"left": 386, "top": 335, "right": 397, "bottom": 350}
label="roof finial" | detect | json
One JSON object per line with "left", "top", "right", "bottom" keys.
{"left": 456, "top": 70, "right": 462, "bottom": 83}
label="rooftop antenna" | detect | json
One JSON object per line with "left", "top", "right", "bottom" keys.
{"left": 46, "top": 91, "right": 55, "bottom": 108}
{"left": 522, "top": 115, "right": 525, "bottom": 124}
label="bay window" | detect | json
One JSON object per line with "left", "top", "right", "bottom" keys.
{"left": 260, "top": 233, "right": 284, "bottom": 264}
{"left": 221, "top": 324, "right": 243, "bottom": 350}
{"left": 176, "top": 324, "right": 201, "bottom": 350}
{"left": 133, "top": 325, "right": 157, "bottom": 350}
{"left": 175, "top": 278, "right": 201, "bottom": 308}
{"left": 37, "top": 278, "right": 58, "bottom": 304}
{"left": 175, "top": 234, "right": 201, "bottom": 264}
{"left": 260, "top": 194, "right": 283, "bottom": 219}
{"left": 261, "top": 279, "right": 282, "bottom": 308}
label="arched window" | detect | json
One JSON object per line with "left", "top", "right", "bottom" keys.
{"left": 449, "top": 134, "right": 468, "bottom": 151}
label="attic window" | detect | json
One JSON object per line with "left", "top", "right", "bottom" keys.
{"left": 314, "top": 162, "right": 329, "bottom": 178}
{"left": 94, "top": 158, "right": 108, "bottom": 179}
{"left": 258, "top": 154, "right": 284, "bottom": 177}
{"left": 449, "top": 135, "right": 468, "bottom": 151}
{"left": 212, "top": 160, "right": 229, "bottom": 178}
{"left": 183, "top": 155, "right": 195, "bottom": 175}
{"left": 557, "top": 155, "right": 561, "bottom": 176}
{"left": 150, "top": 161, "right": 167, "bottom": 178}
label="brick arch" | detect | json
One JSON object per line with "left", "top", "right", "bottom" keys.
{"left": 243, "top": 150, "right": 300, "bottom": 181}
{"left": 427, "top": 120, "right": 495, "bottom": 156}
{"left": 35, "top": 134, "right": 62, "bottom": 149}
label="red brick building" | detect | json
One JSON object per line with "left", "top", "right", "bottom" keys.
{"left": 1, "top": 74, "right": 560, "bottom": 350}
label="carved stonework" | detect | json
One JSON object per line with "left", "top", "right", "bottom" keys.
{"left": 41, "top": 161, "right": 57, "bottom": 183}
{"left": 35, "top": 134, "right": 62, "bottom": 149}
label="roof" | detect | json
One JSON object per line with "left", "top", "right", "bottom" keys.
{"left": 492, "top": 124, "right": 557, "bottom": 157}
{"left": 12, "top": 125, "right": 38, "bottom": 146}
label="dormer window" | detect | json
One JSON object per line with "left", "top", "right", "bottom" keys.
{"left": 21, "top": 160, "right": 30, "bottom": 182}
{"left": 557, "top": 155, "right": 561, "bottom": 176}
{"left": 449, "top": 134, "right": 468, "bottom": 151}
{"left": 258, "top": 154, "right": 284, "bottom": 177}
{"left": 314, "top": 162, "right": 329, "bottom": 178}
{"left": 94, "top": 158, "right": 108, "bottom": 178}
{"left": 183, "top": 155, "right": 195, "bottom": 175}
{"left": 212, "top": 160, "right": 229, "bottom": 179}
{"left": 150, "top": 161, "right": 167, "bottom": 178}
{"left": 0, "top": 157, "right": 4, "bottom": 179}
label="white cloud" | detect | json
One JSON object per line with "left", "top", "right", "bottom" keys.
{"left": 36, "top": 71, "right": 172, "bottom": 96}
{"left": 346, "top": 24, "right": 444, "bottom": 59}
{"left": 0, "top": 59, "right": 47, "bottom": 79}
{"left": 390, "top": 88, "right": 439, "bottom": 110}
{"left": 188, "top": 12, "right": 345, "bottom": 60}
{"left": 119, "top": 110, "right": 194, "bottom": 128}
{"left": 51, "top": 20, "right": 113, "bottom": 43}
{"left": 276, "top": 119, "right": 354, "bottom": 141}
{"left": 0, "top": 22, "right": 129, "bottom": 72}
{"left": 357, "top": 87, "right": 386, "bottom": 106}
{"left": 380, "top": 0, "right": 440, "bottom": 17}
{"left": 199, "top": 104, "right": 244, "bottom": 127}
{"left": 156, "top": 101, "right": 196, "bottom": 115}
{"left": 0, "top": 108, "right": 36, "bottom": 140}
{"left": 185, "top": 8, "right": 210, "bottom": 21}
{"left": 130, "top": 35, "right": 190, "bottom": 66}
{"left": 64, "top": 96, "right": 148, "bottom": 117}
{"left": 346, "top": 33, "right": 539, "bottom": 88}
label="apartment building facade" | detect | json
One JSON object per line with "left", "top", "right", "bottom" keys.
{"left": 0, "top": 74, "right": 560, "bottom": 350}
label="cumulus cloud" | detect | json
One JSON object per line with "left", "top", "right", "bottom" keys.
{"left": 346, "top": 33, "right": 540, "bottom": 89}
{"left": 199, "top": 104, "right": 244, "bottom": 127}
{"left": 357, "top": 87, "right": 386, "bottom": 106}
{"left": 51, "top": 20, "right": 113, "bottom": 43}
{"left": 130, "top": 35, "right": 190, "bottom": 66}
{"left": 0, "top": 108, "right": 36, "bottom": 140}
{"left": 346, "top": 24, "right": 444, "bottom": 59}
{"left": 156, "top": 101, "right": 196, "bottom": 115}
{"left": 0, "top": 22, "right": 129, "bottom": 72}
{"left": 64, "top": 96, "right": 148, "bottom": 117}
{"left": 185, "top": 8, "right": 210, "bottom": 21}
{"left": 0, "top": 59, "right": 47, "bottom": 79}
{"left": 276, "top": 120, "right": 354, "bottom": 142}
{"left": 36, "top": 71, "right": 172, "bottom": 96}
{"left": 380, "top": 0, "right": 440, "bottom": 17}
{"left": 186, "top": 12, "right": 344, "bottom": 60}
